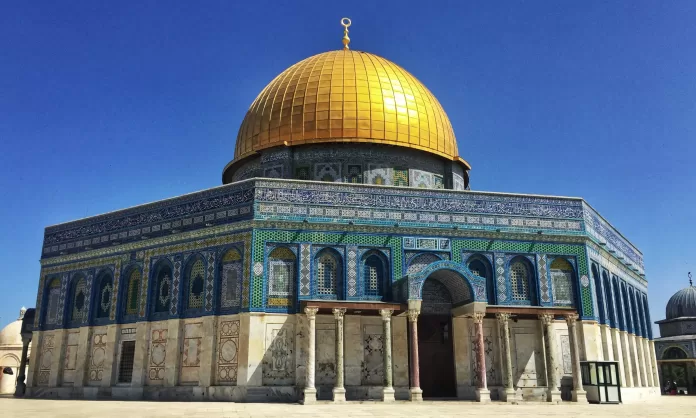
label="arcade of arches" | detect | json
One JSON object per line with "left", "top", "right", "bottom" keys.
{"left": 301, "top": 268, "right": 589, "bottom": 403}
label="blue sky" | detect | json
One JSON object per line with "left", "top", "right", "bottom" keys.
{"left": 1, "top": 1, "right": 695, "bottom": 334}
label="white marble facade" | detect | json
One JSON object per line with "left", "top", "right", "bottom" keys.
{"left": 25, "top": 311, "right": 660, "bottom": 402}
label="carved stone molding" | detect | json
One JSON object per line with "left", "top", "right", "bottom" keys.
{"left": 332, "top": 308, "right": 346, "bottom": 320}
{"left": 379, "top": 309, "right": 394, "bottom": 321}
{"left": 305, "top": 307, "right": 319, "bottom": 320}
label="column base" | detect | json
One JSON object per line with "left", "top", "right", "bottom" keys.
{"left": 409, "top": 387, "right": 423, "bottom": 402}
{"left": 475, "top": 388, "right": 491, "bottom": 403}
{"left": 547, "top": 389, "right": 562, "bottom": 404}
{"left": 382, "top": 386, "right": 395, "bottom": 402}
{"left": 301, "top": 388, "right": 317, "bottom": 405}
{"left": 332, "top": 387, "right": 346, "bottom": 402}
{"left": 13, "top": 381, "right": 26, "bottom": 397}
{"left": 572, "top": 389, "right": 588, "bottom": 403}
{"left": 500, "top": 388, "right": 517, "bottom": 403}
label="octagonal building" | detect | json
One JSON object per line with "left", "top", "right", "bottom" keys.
{"left": 26, "top": 24, "right": 659, "bottom": 403}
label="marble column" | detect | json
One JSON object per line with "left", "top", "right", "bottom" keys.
{"left": 540, "top": 313, "right": 562, "bottom": 403}
{"left": 620, "top": 331, "right": 634, "bottom": 387}
{"left": 302, "top": 307, "right": 319, "bottom": 404}
{"left": 407, "top": 309, "right": 423, "bottom": 401}
{"left": 379, "top": 309, "right": 395, "bottom": 402}
{"left": 332, "top": 308, "right": 346, "bottom": 402}
{"left": 496, "top": 313, "right": 516, "bottom": 403}
{"left": 472, "top": 312, "right": 490, "bottom": 402}
{"left": 565, "top": 314, "right": 587, "bottom": 403}
{"left": 13, "top": 335, "right": 31, "bottom": 397}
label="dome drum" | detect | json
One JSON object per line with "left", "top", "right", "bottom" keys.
{"left": 223, "top": 142, "right": 469, "bottom": 190}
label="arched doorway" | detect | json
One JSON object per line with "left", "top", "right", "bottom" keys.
{"left": 417, "top": 269, "right": 474, "bottom": 398}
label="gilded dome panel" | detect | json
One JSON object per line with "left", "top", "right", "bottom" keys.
{"left": 234, "top": 50, "right": 463, "bottom": 164}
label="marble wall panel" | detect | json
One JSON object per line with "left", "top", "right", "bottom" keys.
{"left": 62, "top": 330, "right": 80, "bottom": 385}
{"left": 262, "top": 322, "right": 295, "bottom": 386}
{"left": 180, "top": 322, "right": 203, "bottom": 384}
{"left": 147, "top": 322, "right": 168, "bottom": 385}
{"left": 511, "top": 322, "right": 545, "bottom": 387}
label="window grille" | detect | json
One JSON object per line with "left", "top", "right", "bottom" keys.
{"left": 510, "top": 262, "right": 530, "bottom": 301}
{"left": 46, "top": 279, "right": 61, "bottom": 325}
{"left": 72, "top": 278, "right": 87, "bottom": 321}
{"left": 363, "top": 254, "right": 384, "bottom": 297}
{"left": 118, "top": 341, "right": 136, "bottom": 383}
{"left": 126, "top": 270, "right": 141, "bottom": 315}
{"left": 316, "top": 253, "right": 337, "bottom": 295}
{"left": 187, "top": 259, "right": 205, "bottom": 310}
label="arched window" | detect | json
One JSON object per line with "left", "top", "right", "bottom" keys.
{"left": 71, "top": 275, "right": 88, "bottom": 323}
{"left": 467, "top": 255, "right": 494, "bottom": 304}
{"left": 614, "top": 276, "right": 625, "bottom": 330}
{"left": 551, "top": 258, "right": 575, "bottom": 307}
{"left": 315, "top": 249, "right": 341, "bottom": 299}
{"left": 621, "top": 282, "right": 633, "bottom": 333}
{"left": 663, "top": 347, "right": 688, "bottom": 360}
{"left": 268, "top": 247, "right": 296, "bottom": 299}
{"left": 44, "top": 278, "right": 61, "bottom": 326}
{"left": 590, "top": 264, "right": 604, "bottom": 322}
{"left": 602, "top": 270, "right": 615, "bottom": 326}
{"left": 124, "top": 269, "right": 142, "bottom": 316}
{"left": 185, "top": 257, "right": 206, "bottom": 311}
{"left": 510, "top": 261, "right": 530, "bottom": 301}
{"left": 643, "top": 293, "right": 652, "bottom": 339}
{"left": 363, "top": 252, "right": 386, "bottom": 299}
{"left": 94, "top": 271, "right": 114, "bottom": 320}
{"left": 152, "top": 262, "right": 173, "bottom": 315}
{"left": 220, "top": 248, "right": 242, "bottom": 310}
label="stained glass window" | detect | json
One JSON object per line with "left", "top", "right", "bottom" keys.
{"left": 363, "top": 254, "right": 384, "bottom": 297}
{"left": 154, "top": 266, "right": 172, "bottom": 313}
{"left": 71, "top": 277, "right": 87, "bottom": 322}
{"left": 316, "top": 251, "right": 339, "bottom": 296}
{"left": 126, "top": 269, "right": 141, "bottom": 316}
{"left": 550, "top": 258, "right": 574, "bottom": 306}
{"left": 187, "top": 258, "right": 205, "bottom": 310}
{"left": 221, "top": 249, "right": 242, "bottom": 309}
{"left": 268, "top": 247, "right": 295, "bottom": 297}
{"left": 510, "top": 262, "right": 530, "bottom": 301}
{"left": 45, "top": 278, "right": 61, "bottom": 325}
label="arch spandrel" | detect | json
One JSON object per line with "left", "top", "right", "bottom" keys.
{"left": 405, "top": 260, "right": 488, "bottom": 304}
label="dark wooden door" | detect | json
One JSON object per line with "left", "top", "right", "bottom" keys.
{"left": 417, "top": 315, "right": 456, "bottom": 398}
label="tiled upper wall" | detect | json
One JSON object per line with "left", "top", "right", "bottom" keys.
{"left": 41, "top": 178, "right": 643, "bottom": 275}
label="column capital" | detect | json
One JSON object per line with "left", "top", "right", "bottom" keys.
{"left": 305, "top": 306, "right": 319, "bottom": 319}
{"left": 379, "top": 309, "right": 394, "bottom": 321}
{"left": 495, "top": 312, "right": 511, "bottom": 324}
{"left": 565, "top": 313, "right": 579, "bottom": 326}
{"left": 539, "top": 313, "right": 554, "bottom": 325}
{"left": 407, "top": 309, "right": 420, "bottom": 322}
{"left": 332, "top": 308, "right": 346, "bottom": 319}
{"left": 471, "top": 312, "right": 485, "bottom": 324}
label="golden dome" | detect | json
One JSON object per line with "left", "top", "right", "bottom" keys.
{"left": 232, "top": 50, "right": 468, "bottom": 168}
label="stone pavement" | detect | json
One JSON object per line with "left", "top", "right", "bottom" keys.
{"left": 0, "top": 396, "right": 694, "bottom": 418}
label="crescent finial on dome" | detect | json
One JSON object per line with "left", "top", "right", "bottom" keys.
{"left": 341, "top": 18, "right": 351, "bottom": 50}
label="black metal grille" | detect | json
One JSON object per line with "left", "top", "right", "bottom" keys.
{"left": 118, "top": 341, "right": 136, "bottom": 383}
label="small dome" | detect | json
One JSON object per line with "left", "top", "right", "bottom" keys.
{"left": 0, "top": 320, "right": 22, "bottom": 347}
{"left": 666, "top": 285, "right": 696, "bottom": 319}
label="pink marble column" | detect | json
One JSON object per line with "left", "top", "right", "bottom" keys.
{"left": 472, "top": 312, "right": 490, "bottom": 402}
{"left": 407, "top": 309, "right": 422, "bottom": 401}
